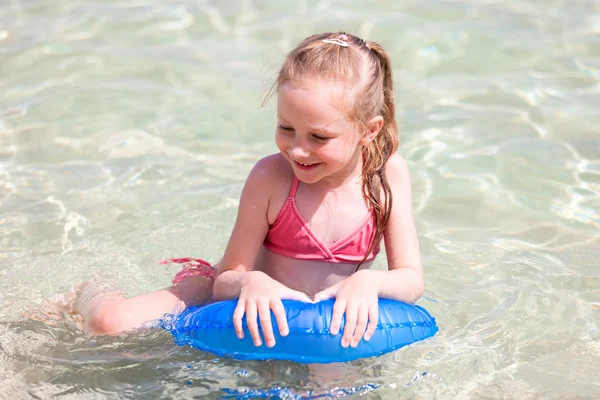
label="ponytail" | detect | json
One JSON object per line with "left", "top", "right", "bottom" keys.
{"left": 356, "top": 41, "right": 399, "bottom": 271}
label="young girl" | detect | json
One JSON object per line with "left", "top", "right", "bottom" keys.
{"left": 65, "top": 32, "right": 423, "bottom": 350}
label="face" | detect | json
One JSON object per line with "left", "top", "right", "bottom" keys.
{"left": 275, "top": 79, "right": 364, "bottom": 184}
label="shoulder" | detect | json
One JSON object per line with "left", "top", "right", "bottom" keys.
{"left": 247, "top": 153, "right": 294, "bottom": 186}
{"left": 245, "top": 153, "right": 294, "bottom": 224}
{"left": 385, "top": 153, "right": 411, "bottom": 188}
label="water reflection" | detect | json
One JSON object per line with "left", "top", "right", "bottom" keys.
{"left": 1, "top": 0, "right": 599, "bottom": 398}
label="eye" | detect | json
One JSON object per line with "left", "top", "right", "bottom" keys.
{"left": 278, "top": 125, "right": 293, "bottom": 131}
{"left": 312, "top": 134, "right": 330, "bottom": 141}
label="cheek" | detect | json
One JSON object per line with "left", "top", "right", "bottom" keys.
{"left": 335, "top": 139, "right": 356, "bottom": 158}
{"left": 275, "top": 131, "right": 288, "bottom": 151}
{"left": 320, "top": 142, "right": 348, "bottom": 163}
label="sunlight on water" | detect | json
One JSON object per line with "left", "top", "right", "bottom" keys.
{"left": 1, "top": 0, "right": 599, "bottom": 398}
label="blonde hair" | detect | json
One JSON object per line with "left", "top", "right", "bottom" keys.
{"left": 273, "top": 32, "right": 399, "bottom": 268}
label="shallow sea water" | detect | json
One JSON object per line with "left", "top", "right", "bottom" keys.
{"left": 1, "top": 0, "right": 599, "bottom": 398}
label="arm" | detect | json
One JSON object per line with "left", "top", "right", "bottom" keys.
{"left": 212, "top": 157, "right": 272, "bottom": 301}
{"left": 369, "top": 152, "right": 424, "bottom": 301}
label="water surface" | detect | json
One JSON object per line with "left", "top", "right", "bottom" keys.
{"left": 1, "top": 0, "right": 599, "bottom": 398}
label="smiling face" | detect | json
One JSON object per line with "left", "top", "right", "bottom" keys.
{"left": 275, "top": 79, "right": 365, "bottom": 185}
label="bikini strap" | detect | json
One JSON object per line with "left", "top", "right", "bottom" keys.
{"left": 288, "top": 176, "right": 300, "bottom": 198}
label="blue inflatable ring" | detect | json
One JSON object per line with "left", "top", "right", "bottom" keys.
{"left": 165, "top": 299, "right": 437, "bottom": 363}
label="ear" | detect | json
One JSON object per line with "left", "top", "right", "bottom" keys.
{"left": 359, "top": 116, "right": 384, "bottom": 146}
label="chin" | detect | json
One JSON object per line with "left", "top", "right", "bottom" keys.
{"left": 294, "top": 173, "right": 323, "bottom": 184}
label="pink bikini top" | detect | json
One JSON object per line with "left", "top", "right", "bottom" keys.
{"left": 263, "top": 177, "right": 380, "bottom": 264}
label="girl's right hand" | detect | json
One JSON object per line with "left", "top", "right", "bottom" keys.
{"left": 232, "top": 271, "right": 313, "bottom": 348}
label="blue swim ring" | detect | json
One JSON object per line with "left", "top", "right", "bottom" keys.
{"left": 165, "top": 299, "right": 437, "bottom": 363}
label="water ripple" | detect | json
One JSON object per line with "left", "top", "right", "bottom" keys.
{"left": 1, "top": 0, "right": 599, "bottom": 398}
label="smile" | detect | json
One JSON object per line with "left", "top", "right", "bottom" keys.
{"left": 293, "top": 160, "right": 321, "bottom": 170}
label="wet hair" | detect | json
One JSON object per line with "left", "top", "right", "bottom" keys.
{"left": 272, "top": 32, "right": 399, "bottom": 269}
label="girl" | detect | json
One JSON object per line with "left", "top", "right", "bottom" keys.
{"left": 64, "top": 32, "right": 423, "bottom": 349}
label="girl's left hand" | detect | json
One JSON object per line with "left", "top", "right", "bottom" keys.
{"left": 313, "top": 270, "right": 379, "bottom": 348}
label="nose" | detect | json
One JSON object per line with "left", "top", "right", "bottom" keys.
{"left": 289, "top": 139, "right": 310, "bottom": 159}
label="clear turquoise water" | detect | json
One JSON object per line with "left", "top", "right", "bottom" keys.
{"left": 1, "top": 0, "right": 599, "bottom": 398}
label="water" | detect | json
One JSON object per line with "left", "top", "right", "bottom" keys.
{"left": 1, "top": 0, "right": 599, "bottom": 398}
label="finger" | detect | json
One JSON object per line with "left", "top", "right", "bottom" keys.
{"left": 313, "top": 286, "right": 336, "bottom": 303}
{"left": 330, "top": 299, "right": 346, "bottom": 336}
{"left": 341, "top": 302, "right": 358, "bottom": 348}
{"left": 282, "top": 289, "right": 313, "bottom": 303}
{"left": 364, "top": 305, "right": 379, "bottom": 342}
{"left": 232, "top": 300, "right": 246, "bottom": 339}
{"left": 257, "top": 298, "right": 275, "bottom": 348}
{"left": 351, "top": 304, "right": 369, "bottom": 348}
{"left": 244, "top": 301, "right": 262, "bottom": 346}
{"left": 271, "top": 299, "right": 290, "bottom": 337}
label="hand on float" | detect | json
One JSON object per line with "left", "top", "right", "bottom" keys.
{"left": 313, "top": 271, "right": 379, "bottom": 348}
{"left": 232, "top": 271, "right": 312, "bottom": 348}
